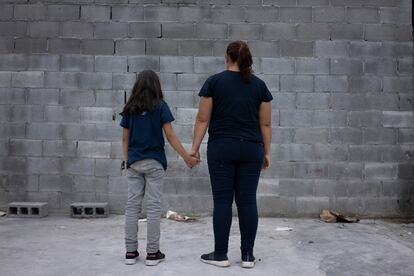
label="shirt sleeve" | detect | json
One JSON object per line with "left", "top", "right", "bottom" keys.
{"left": 161, "top": 102, "right": 175, "bottom": 125}
{"left": 120, "top": 114, "right": 129, "bottom": 128}
{"left": 261, "top": 81, "right": 273, "bottom": 102}
{"left": 198, "top": 76, "right": 213, "bottom": 97}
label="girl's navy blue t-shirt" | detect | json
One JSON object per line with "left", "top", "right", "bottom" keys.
{"left": 199, "top": 70, "right": 273, "bottom": 143}
{"left": 120, "top": 100, "right": 174, "bottom": 170}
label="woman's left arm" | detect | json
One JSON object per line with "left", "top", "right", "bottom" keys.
{"left": 259, "top": 101, "right": 272, "bottom": 170}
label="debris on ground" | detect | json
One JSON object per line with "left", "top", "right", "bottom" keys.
{"left": 402, "top": 224, "right": 414, "bottom": 229}
{"left": 320, "top": 209, "right": 360, "bottom": 223}
{"left": 275, "top": 226, "right": 293, "bottom": 231}
{"left": 338, "top": 224, "right": 347, "bottom": 229}
{"left": 0, "top": 211, "right": 6, "bottom": 217}
{"left": 166, "top": 210, "right": 196, "bottom": 222}
{"left": 138, "top": 218, "right": 147, "bottom": 222}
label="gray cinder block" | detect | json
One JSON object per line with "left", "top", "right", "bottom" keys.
{"left": 61, "top": 22, "right": 93, "bottom": 38}
{"left": 195, "top": 23, "right": 228, "bottom": 39}
{"left": 314, "top": 7, "right": 345, "bottom": 22}
{"left": 7, "top": 202, "right": 48, "bottom": 218}
{"left": 0, "top": 22, "right": 27, "bottom": 37}
{"left": 280, "top": 41, "right": 314, "bottom": 57}
{"left": 46, "top": 4, "right": 80, "bottom": 21}
{"left": 347, "top": 7, "right": 379, "bottom": 23}
{"left": 112, "top": 6, "right": 144, "bottom": 22}
{"left": 229, "top": 24, "right": 262, "bottom": 40}
{"left": 0, "top": 37, "right": 14, "bottom": 53}
{"left": 81, "top": 5, "right": 110, "bottom": 21}
{"left": 262, "top": 58, "right": 295, "bottom": 74}
{"left": 12, "top": 71, "right": 44, "bottom": 88}
{"left": 263, "top": 23, "right": 296, "bottom": 40}
{"left": 115, "top": 39, "right": 145, "bottom": 55}
{"left": 0, "top": 54, "right": 27, "bottom": 71}
{"left": 81, "top": 39, "right": 114, "bottom": 55}
{"left": 94, "top": 22, "right": 128, "bottom": 39}
{"left": 211, "top": 6, "right": 245, "bottom": 23}
{"left": 315, "top": 40, "right": 349, "bottom": 57}
{"left": 144, "top": 6, "right": 178, "bottom": 22}
{"left": 113, "top": 73, "right": 136, "bottom": 90}
{"left": 128, "top": 56, "right": 159, "bottom": 72}
{"left": 49, "top": 38, "right": 81, "bottom": 54}
{"left": 160, "top": 56, "right": 193, "bottom": 73}
{"left": 28, "top": 22, "right": 59, "bottom": 38}
{"left": 162, "top": 23, "right": 195, "bottom": 39}
{"left": 146, "top": 39, "right": 179, "bottom": 56}
{"left": 70, "top": 202, "right": 109, "bottom": 218}
{"left": 95, "top": 56, "right": 127, "bottom": 73}
{"left": 14, "top": 3, "right": 46, "bottom": 20}
{"left": 280, "top": 7, "right": 312, "bottom": 23}
{"left": 15, "top": 38, "right": 47, "bottom": 54}
{"left": 297, "top": 24, "right": 330, "bottom": 40}
{"left": 60, "top": 55, "right": 94, "bottom": 72}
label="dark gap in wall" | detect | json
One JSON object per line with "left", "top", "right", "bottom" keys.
{"left": 110, "top": 6, "right": 112, "bottom": 20}
{"left": 78, "top": 5, "right": 81, "bottom": 19}
{"left": 124, "top": 91, "right": 127, "bottom": 104}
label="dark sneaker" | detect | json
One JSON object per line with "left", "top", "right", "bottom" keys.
{"left": 146, "top": 250, "right": 165, "bottom": 266}
{"left": 125, "top": 250, "right": 139, "bottom": 265}
{"left": 200, "top": 252, "right": 230, "bottom": 267}
{"left": 241, "top": 252, "right": 255, "bottom": 268}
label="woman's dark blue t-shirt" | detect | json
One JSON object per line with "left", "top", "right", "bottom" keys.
{"left": 199, "top": 70, "right": 273, "bottom": 143}
{"left": 120, "top": 100, "right": 174, "bottom": 170}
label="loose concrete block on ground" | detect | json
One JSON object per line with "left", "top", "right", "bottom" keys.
{"left": 7, "top": 202, "right": 48, "bottom": 218}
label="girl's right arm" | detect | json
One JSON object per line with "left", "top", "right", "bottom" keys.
{"left": 163, "top": 123, "right": 200, "bottom": 168}
{"left": 122, "top": 127, "right": 129, "bottom": 161}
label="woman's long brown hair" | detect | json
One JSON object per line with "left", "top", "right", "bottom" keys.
{"left": 226, "top": 41, "right": 253, "bottom": 82}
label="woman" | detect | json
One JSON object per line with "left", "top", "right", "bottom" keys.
{"left": 191, "top": 41, "right": 273, "bottom": 269}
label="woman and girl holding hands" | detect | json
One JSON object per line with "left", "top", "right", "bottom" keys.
{"left": 120, "top": 41, "right": 273, "bottom": 269}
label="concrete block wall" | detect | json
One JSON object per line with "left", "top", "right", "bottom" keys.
{"left": 0, "top": 0, "right": 413, "bottom": 217}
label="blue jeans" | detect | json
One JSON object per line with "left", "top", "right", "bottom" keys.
{"left": 207, "top": 137, "right": 264, "bottom": 256}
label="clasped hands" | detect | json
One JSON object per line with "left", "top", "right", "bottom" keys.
{"left": 183, "top": 149, "right": 201, "bottom": 168}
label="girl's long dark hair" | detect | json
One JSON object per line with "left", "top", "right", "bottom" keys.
{"left": 226, "top": 41, "right": 253, "bottom": 82}
{"left": 121, "top": 70, "right": 164, "bottom": 115}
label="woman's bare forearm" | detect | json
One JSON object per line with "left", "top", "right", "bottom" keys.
{"left": 261, "top": 125, "right": 271, "bottom": 155}
{"left": 191, "top": 119, "right": 209, "bottom": 152}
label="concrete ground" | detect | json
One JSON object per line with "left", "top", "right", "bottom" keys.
{"left": 1, "top": 215, "right": 414, "bottom": 276}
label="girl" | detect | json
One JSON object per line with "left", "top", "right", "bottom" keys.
{"left": 120, "top": 70, "right": 199, "bottom": 266}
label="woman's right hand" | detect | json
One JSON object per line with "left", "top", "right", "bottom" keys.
{"left": 262, "top": 154, "right": 270, "bottom": 170}
{"left": 184, "top": 154, "right": 200, "bottom": 168}
{"left": 189, "top": 149, "right": 200, "bottom": 161}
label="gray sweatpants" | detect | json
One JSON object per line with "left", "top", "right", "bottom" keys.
{"left": 125, "top": 159, "right": 165, "bottom": 253}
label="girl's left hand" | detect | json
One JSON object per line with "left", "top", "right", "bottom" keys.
{"left": 185, "top": 153, "right": 201, "bottom": 168}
